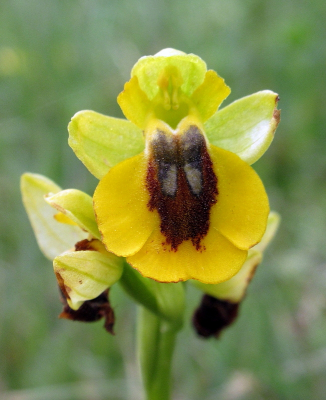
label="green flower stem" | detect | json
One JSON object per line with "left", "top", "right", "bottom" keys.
{"left": 137, "top": 306, "right": 178, "bottom": 400}
{"left": 119, "top": 262, "right": 185, "bottom": 328}
{"left": 119, "top": 261, "right": 160, "bottom": 316}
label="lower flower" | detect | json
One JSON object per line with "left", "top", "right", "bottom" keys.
{"left": 21, "top": 173, "right": 124, "bottom": 332}
{"left": 193, "top": 295, "right": 239, "bottom": 338}
{"left": 192, "top": 211, "right": 280, "bottom": 337}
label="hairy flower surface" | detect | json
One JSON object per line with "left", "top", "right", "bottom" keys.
{"left": 69, "top": 49, "right": 280, "bottom": 284}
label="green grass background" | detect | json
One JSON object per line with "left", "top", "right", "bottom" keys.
{"left": 1, "top": 0, "right": 326, "bottom": 399}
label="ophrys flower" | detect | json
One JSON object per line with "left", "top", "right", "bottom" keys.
{"left": 69, "top": 49, "right": 280, "bottom": 284}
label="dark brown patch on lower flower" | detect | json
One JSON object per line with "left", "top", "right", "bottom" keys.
{"left": 59, "top": 289, "right": 115, "bottom": 334}
{"left": 75, "top": 238, "right": 97, "bottom": 252}
{"left": 55, "top": 271, "right": 71, "bottom": 300}
{"left": 192, "top": 294, "right": 239, "bottom": 338}
{"left": 146, "top": 125, "right": 218, "bottom": 251}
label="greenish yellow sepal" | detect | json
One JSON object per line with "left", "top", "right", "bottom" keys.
{"left": 205, "top": 90, "right": 280, "bottom": 164}
{"left": 68, "top": 110, "right": 144, "bottom": 179}
{"left": 190, "top": 70, "right": 231, "bottom": 122}
{"left": 54, "top": 250, "right": 123, "bottom": 310}
{"left": 21, "top": 173, "right": 86, "bottom": 260}
{"left": 45, "top": 189, "right": 101, "bottom": 240}
{"left": 131, "top": 49, "right": 207, "bottom": 100}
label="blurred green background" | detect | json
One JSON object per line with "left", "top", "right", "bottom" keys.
{"left": 1, "top": 0, "right": 326, "bottom": 399}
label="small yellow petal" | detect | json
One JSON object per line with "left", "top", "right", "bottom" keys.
{"left": 117, "top": 76, "right": 151, "bottom": 129}
{"left": 54, "top": 212, "right": 78, "bottom": 226}
{"left": 94, "top": 153, "right": 158, "bottom": 257}
{"left": 127, "top": 227, "right": 247, "bottom": 284}
{"left": 209, "top": 145, "right": 269, "bottom": 250}
{"left": 191, "top": 70, "right": 231, "bottom": 122}
{"left": 46, "top": 189, "right": 101, "bottom": 240}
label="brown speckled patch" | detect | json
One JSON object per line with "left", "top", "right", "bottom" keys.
{"left": 146, "top": 125, "right": 218, "bottom": 251}
{"left": 74, "top": 238, "right": 97, "bottom": 252}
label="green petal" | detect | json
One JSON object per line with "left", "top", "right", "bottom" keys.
{"left": 21, "top": 173, "right": 86, "bottom": 260}
{"left": 68, "top": 110, "right": 144, "bottom": 179}
{"left": 131, "top": 49, "right": 207, "bottom": 100}
{"left": 192, "top": 251, "right": 262, "bottom": 302}
{"left": 54, "top": 250, "right": 123, "bottom": 310}
{"left": 45, "top": 189, "right": 101, "bottom": 240}
{"left": 205, "top": 90, "right": 280, "bottom": 164}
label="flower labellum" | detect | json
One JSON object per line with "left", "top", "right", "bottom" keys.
{"left": 146, "top": 118, "right": 218, "bottom": 252}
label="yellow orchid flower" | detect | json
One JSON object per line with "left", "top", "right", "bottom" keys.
{"left": 69, "top": 49, "right": 280, "bottom": 285}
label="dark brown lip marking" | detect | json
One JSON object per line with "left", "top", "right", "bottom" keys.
{"left": 146, "top": 124, "right": 218, "bottom": 251}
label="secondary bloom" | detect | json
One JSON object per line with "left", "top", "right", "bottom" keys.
{"left": 192, "top": 211, "right": 280, "bottom": 337}
{"left": 69, "top": 49, "right": 280, "bottom": 284}
{"left": 21, "top": 173, "right": 123, "bottom": 332}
